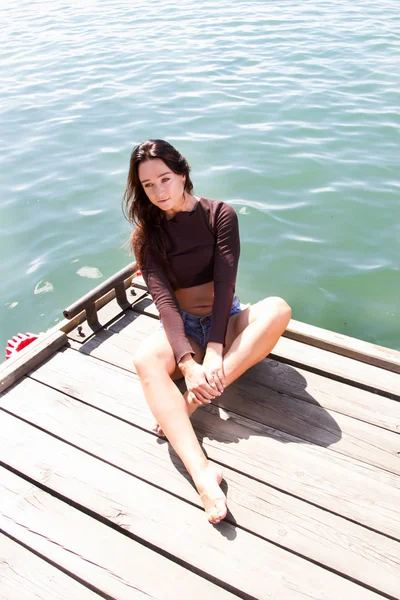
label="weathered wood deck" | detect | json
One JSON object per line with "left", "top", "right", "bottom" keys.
{"left": 1, "top": 276, "right": 400, "bottom": 599}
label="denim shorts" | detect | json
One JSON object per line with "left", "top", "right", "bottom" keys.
{"left": 180, "top": 295, "right": 242, "bottom": 348}
{"left": 159, "top": 295, "right": 242, "bottom": 348}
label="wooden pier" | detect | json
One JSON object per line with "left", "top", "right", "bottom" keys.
{"left": 1, "top": 272, "right": 399, "bottom": 599}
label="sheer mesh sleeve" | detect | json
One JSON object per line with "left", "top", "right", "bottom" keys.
{"left": 209, "top": 203, "right": 240, "bottom": 345}
{"left": 141, "top": 252, "right": 194, "bottom": 364}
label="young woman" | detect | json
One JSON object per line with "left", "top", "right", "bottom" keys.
{"left": 124, "top": 139, "right": 291, "bottom": 524}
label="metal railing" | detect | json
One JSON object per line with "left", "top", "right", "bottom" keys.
{"left": 63, "top": 262, "right": 138, "bottom": 330}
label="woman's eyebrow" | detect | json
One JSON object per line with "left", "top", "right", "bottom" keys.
{"left": 141, "top": 171, "right": 171, "bottom": 184}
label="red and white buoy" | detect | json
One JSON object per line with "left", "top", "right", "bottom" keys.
{"left": 5, "top": 332, "right": 38, "bottom": 360}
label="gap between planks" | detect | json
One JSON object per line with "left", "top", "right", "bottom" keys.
{"left": 0, "top": 531, "right": 103, "bottom": 600}
{"left": 131, "top": 287, "right": 400, "bottom": 377}
{"left": 31, "top": 349, "right": 400, "bottom": 487}
{"left": 2, "top": 374, "right": 400, "bottom": 570}
{"left": 0, "top": 410, "right": 394, "bottom": 600}
{"left": 67, "top": 309, "right": 400, "bottom": 436}
{"left": 108, "top": 304, "right": 400, "bottom": 401}
{"left": 67, "top": 297, "right": 400, "bottom": 401}
{"left": 34, "top": 345, "right": 400, "bottom": 480}
{"left": 0, "top": 466, "right": 238, "bottom": 600}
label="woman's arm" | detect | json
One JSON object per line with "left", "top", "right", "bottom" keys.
{"left": 142, "top": 266, "right": 194, "bottom": 365}
{"left": 208, "top": 202, "right": 240, "bottom": 346}
{"left": 142, "top": 257, "right": 218, "bottom": 403}
{"left": 203, "top": 202, "right": 240, "bottom": 392}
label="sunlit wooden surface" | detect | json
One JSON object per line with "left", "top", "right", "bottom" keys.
{"left": 1, "top": 285, "right": 399, "bottom": 599}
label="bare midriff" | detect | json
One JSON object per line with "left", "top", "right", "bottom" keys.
{"left": 175, "top": 281, "right": 214, "bottom": 316}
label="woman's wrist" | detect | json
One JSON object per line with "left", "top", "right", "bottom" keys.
{"left": 206, "top": 342, "right": 223, "bottom": 355}
{"left": 178, "top": 353, "right": 196, "bottom": 374}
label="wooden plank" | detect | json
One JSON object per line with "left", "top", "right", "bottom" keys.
{"left": 0, "top": 532, "right": 102, "bottom": 600}
{"left": 2, "top": 378, "right": 399, "bottom": 597}
{"left": 218, "top": 380, "right": 400, "bottom": 475}
{"left": 285, "top": 318, "right": 400, "bottom": 373}
{"left": 272, "top": 336, "right": 400, "bottom": 399}
{"left": 29, "top": 349, "right": 400, "bottom": 494}
{"left": 128, "top": 297, "right": 400, "bottom": 399}
{"left": 107, "top": 309, "right": 161, "bottom": 337}
{"left": 131, "top": 295, "right": 159, "bottom": 318}
{"left": 0, "top": 415, "right": 385, "bottom": 600}
{"left": 131, "top": 277, "right": 400, "bottom": 372}
{"left": 0, "top": 330, "right": 67, "bottom": 393}
{"left": 31, "top": 347, "right": 400, "bottom": 478}
{"left": 4, "top": 375, "right": 400, "bottom": 539}
{"left": 195, "top": 402, "right": 400, "bottom": 524}
{"left": 0, "top": 467, "right": 235, "bottom": 600}
{"left": 67, "top": 314, "right": 159, "bottom": 371}
{"left": 110, "top": 315, "right": 400, "bottom": 448}
{"left": 66, "top": 329, "right": 141, "bottom": 371}
{"left": 129, "top": 274, "right": 147, "bottom": 290}
{"left": 239, "top": 358, "right": 400, "bottom": 434}
{"left": 108, "top": 309, "right": 400, "bottom": 433}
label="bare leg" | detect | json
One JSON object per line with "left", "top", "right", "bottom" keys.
{"left": 185, "top": 296, "right": 292, "bottom": 416}
{"left": 134, "top": 331, "right": 226, "bottom": 524}
{"left": 223, "top": 296, "right": 292, "bottom": 383}
{"left": 152, "top": 337, "right": 204, "bottom": 436}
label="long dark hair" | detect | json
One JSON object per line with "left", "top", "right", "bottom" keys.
{"left": 123, "top": 139, "right": 194, "bottom": 284}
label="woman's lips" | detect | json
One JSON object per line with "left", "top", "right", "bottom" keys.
{"left": 158, "top": 198, "right": 169, "bottom": 204}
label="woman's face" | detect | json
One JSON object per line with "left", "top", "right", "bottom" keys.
{"left": 138, "top": 158, "right": 186, "bottom": 217}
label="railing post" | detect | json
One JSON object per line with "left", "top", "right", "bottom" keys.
{"left": 85, "top": 304, "right": 101, "bottom": 331}
{"left": 115, "top": 282, "right": 131, "bottom": 310}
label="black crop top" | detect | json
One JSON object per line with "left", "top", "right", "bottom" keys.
{"left": 141, "top": 197, "right": 240, "bottom": 363}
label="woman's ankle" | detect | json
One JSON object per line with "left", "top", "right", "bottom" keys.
{"left": 189, "top": 459, "right": 210, "bottom": 480}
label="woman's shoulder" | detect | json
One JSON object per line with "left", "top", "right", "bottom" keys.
{"left": 199, "top": 196, "right": 237, "bottom": 221}
{"left": 199, "top": 196, "right": 232, "bottom": 209}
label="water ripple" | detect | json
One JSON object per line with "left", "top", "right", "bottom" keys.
{"left": 1, "top": 0, "right": 399, "bottom": 351}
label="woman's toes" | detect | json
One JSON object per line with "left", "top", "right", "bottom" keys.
{"left": 195, "top": 464, "right": 227, "bottom": 524}
{"left": 152, "top": 423, "right": 165, "bottom": 436}
{"left": 216, "top": 499, "right": 227, "bottom": 519}
{"left": 212, "top": 500, "right": 227, "bottom": 523}
{"left": 207, "top": 501, "right": 227, "bottom": 524}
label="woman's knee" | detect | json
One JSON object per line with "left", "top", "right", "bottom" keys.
{"left": 133, "top": 345, "right": 173, "bottom": 377}
{"left": 133, "top": 348, "right": 149, "bottom": 375}
{"left": 260, "top": 296, "right": 292, "bottom": 325}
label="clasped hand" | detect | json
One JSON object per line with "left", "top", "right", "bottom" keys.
{"left": 180, "top": 343, "right": 225, "bottom": 405}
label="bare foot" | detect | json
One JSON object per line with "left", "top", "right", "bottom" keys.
{"left": 151, "top": 423, "right": 166, "bottom": 437}
{"left": 152, "top": 391, "right": 200, "bottom": 437}
{"left": 192, "top": 463, "right": 227, "bottom": 524}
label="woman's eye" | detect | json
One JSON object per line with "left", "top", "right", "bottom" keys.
{"left": 144, "top": 183, "right": 152, "bottom": 188}
{"left": 162, "top": 178, "right": 170, "bottom": 183}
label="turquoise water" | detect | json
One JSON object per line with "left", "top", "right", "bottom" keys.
{"left": 1, "top": 0, "right": 399, "bottom": 357}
